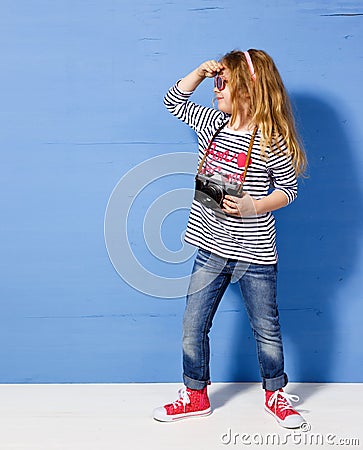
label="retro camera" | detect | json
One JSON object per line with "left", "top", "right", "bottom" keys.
{"left": 194, "top": 173, "right": 243, "bottom": 211}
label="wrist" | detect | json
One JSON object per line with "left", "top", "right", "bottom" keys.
{"left": 195, "top": 67, "right": 206, "bottom": 79}
{"left": 253, "top": 198, "right": 266, "bottom": 215}
{"left": 253, "top": 191, "right": 290, "bottom": 215}
{"left": 178, "top": 69, "right": 205, "bottom": 92}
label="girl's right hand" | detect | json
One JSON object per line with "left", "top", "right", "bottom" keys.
{"left": 196, "top": 60, "right": 224, "bottom": 79}
{"left": 177, "top": 59, "right": 224, "bottom": 92}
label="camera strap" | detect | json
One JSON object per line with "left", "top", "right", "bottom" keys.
{"left": 197, "top": 122, "right": 259, "bottom": 195}
{"left": 197, "top": 121, "right": 228, "bottom": 174}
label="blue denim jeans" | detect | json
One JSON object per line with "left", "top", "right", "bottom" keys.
{"left": 182, "top": 248, "right": 288, "bottom": 391}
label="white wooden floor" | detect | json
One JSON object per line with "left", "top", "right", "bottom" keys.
{"left": 0, "top": 383, "right": 361, "bottom": 450}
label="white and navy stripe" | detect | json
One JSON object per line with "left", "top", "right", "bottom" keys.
{"left": 164, "top": 82, "right": 298, "bottom": 264}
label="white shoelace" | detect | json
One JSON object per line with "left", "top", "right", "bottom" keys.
{"left": 268, "top": 390, "right": 300, "bottom": 413}
{"left": 172, "top": 387, "right": 191, "bottom": 410}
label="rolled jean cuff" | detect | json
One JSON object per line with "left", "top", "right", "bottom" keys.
{"left": 183, "top": 374, "right": 209, "bottom": 390}
{"left": 262, "top": 372, "right": 288, "bottom": 391}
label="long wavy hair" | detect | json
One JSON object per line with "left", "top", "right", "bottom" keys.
{"left": 221, "top": 49, "right": 307, "bottom": 176}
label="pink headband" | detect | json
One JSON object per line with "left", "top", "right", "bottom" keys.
{"left": 244, "top": 51, "right": 256, "bottom": 81}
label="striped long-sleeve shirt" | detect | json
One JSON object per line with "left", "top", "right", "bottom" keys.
{"left": 164, "top": 82, "right": 298, "bottom": 264}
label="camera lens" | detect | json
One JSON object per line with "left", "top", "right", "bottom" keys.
{"left": 199, "top": 182, "right": 224, "bottom": 209}
{"left": 195, "top": 175, "right": 226, "bottom": 210}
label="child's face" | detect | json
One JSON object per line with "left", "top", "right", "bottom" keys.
{"left": 214, "top": 68, "right": 232, "bottom": 114}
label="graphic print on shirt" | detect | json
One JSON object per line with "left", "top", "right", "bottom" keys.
{"left": 200, "top": 141, "right": 253, "bottom": 184}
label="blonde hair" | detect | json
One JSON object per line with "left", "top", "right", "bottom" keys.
{"left": 221, "top": 49, "right": 307, "bottom": 177}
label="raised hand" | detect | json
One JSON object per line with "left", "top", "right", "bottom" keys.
{"left": 178, "top": 59, "right": 224, "bottom": 92}
{"left": 196, "top": 60, "right": 224, "bottom": 79}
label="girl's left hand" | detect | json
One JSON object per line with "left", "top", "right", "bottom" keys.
{"left": 222, "top": 194, "right": 258, "bottom": 217}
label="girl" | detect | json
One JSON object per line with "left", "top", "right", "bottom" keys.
{"left": 153, "top": 50, "right": 307, "bottom": 428}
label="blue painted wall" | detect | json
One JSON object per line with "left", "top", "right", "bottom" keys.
{"left": 1, "top": 1, "right": 362, "bottom": 383}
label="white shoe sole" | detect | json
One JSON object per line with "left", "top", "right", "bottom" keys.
{"left": 153, "top": 406, "right": 212, "bottom": 422}
{"left": 265, "top": 406, "right": 306, "bottom": 429}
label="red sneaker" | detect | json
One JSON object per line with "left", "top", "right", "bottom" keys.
{"left": 153, "top": 386, "right": 211, "bottom": 422}
{"left": 265, "top": 389, "right": 306, "bottom": 428}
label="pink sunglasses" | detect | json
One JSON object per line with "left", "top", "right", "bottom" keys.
{"left": 214, "top": 75, "right": 227, "bottom": 91}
